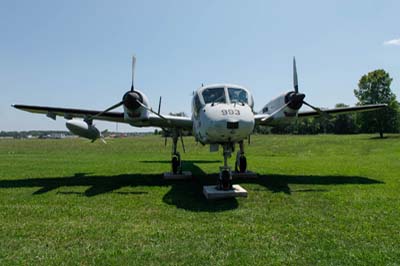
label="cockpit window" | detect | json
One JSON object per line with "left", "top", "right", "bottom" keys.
{"left": 202, "top": 88, "right": 226, "bottom": 104}
{"left": 228, "top": 88, "right": 248, "bottom": 104}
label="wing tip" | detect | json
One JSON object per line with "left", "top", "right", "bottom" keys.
{"left": 11, "top": 104, "right": 26, "bottom": 110}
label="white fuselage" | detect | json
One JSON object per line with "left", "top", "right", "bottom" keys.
{"left": 192, "top": 84, "right": 255, "bottom": 144}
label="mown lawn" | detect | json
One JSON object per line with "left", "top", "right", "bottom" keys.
{"left": 0, "top": 134, "right": 399, "bottom": 265}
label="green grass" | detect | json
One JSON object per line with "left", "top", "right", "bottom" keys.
{"left": 0, "top": 134, "right": 399, "bottom": 265}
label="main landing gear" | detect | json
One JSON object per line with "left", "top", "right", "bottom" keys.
{"left": 235, "top": 141, "right": 247, "bottom": 173}
{"left": 164, "top": 130, "right": 192, "bottom": 180}
{"left": 171, "top": 133, "right": 182, "bottom": 174}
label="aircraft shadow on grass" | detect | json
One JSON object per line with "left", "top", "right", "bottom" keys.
{"left": 369, "top": 135, "right": 400, "bottom": 140}
{"left": 0, "top": 160, "right": 383, "bottom": 212}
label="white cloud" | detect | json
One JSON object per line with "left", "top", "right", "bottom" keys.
{"left": 383, "top": 38, "right": 400, "bottom": 46}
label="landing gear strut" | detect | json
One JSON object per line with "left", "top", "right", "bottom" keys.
{"left": 203, "top": 142, "right": 249, "bottom": 199}
{"left": 171, "top": 153, "right": 181, "bottom": 174}
{"left": 235, "top": 141, "right": 247, "bottom": 173}
{"left": 217, "top": 143, "right": 234, "bottom": 190}
{"left": 171, "top": 132, "right": 182, "bottom": 174}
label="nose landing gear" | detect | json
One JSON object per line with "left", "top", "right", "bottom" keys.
{"left": 203, "top": 140, "right": 256, "bottom": 199}
{"left": 203, "top": 143, "right": 248, "bottom": 199}
{"left": 163, "top": 130, "right": 192, "bottom": 180}
{"left": 216, "top": 143, "right": 234, "bottom": 190}
{"left": 171, "top": 152, "right": 181, "bottom": 174}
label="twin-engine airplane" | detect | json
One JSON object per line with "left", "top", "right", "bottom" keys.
{"left": 13, "top": 56, "right": 386, "bottom": 191}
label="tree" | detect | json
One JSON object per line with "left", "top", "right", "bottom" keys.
{"left": 354, "top": 69, "right": 399, "bottom": 138}
{"left": 332, "top": 103, "right": 357, "bottom": 134}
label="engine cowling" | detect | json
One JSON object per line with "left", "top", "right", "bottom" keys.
{"left": 66, "top": 119, "right": 100, "bottom": 141}
{"left": 260, "top": 91, "right": 305, "bottom": 119}
{"left": 123, "top": 91, "right": 143, "bottom": 110}
{"left": 122, "top": 89, "right": 150, "bottom": 119}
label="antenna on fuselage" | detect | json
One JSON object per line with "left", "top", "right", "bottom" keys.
{"left": 157, "top": 96, "right": 162, "bottom": 115}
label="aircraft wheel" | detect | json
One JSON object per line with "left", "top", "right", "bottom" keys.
{"left": 239, "top": 156, "right": 247, "bottom": 173}
{"left": 172, "top": 156, "right": 180, "bottom": 174}
{"left": 221, "top": 170, "right": 231, "bottom": 190}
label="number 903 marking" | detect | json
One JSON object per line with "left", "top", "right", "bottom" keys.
{"left": 221, "top": 109, "right": 240, "bottom": 115}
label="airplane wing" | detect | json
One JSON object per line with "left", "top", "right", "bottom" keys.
{"left": 13, "top": 104, "right": 125, "bottom": 122}
{"left": 255, "top": 103, "right": 387, "bottom": 126}
{"left": 12, "top": 104, "right": 193, "bottom": 129}
{"left": 297, "top": 104, "right": 387, "bottom": 118}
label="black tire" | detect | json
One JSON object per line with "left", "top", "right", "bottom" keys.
{"left": 239, "top": 156, "right": 247, "bottom": 173}
{"left": 221, "top": 170, "right": 231, "bottom": 190}
{"left": 172, "top": 156, "right": 179, "bottom": 174}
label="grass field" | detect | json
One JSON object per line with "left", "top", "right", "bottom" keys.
{"left": 0, "top": 134, "right": 399, "bottom": 265}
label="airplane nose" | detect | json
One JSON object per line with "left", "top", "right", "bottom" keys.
{"left": 202, "top": 104, "right": 254, "bottom": 142}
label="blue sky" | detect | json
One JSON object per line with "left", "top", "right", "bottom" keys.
{"left": 1, "top": 0, "right": 399, "bottom": 131}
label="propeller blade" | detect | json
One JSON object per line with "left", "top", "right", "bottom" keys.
{"left": 131, "top": 55, "right": 136, "bottom": 92}
{"left": 136, "top": 101, "right": 170, "bottom": 122}
{"left": 302, "top": 100, "right": 323, "bottom": 114}
{"left": 91, "top": 101, "right": 124, "bottom": 120}
{"left": 261, "top": 101, "right": 292, "bottom": 122}
{"left": 293, "top": 56, "right": 299, "bottom": 93}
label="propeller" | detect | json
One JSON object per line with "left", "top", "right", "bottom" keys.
{"left": 288, "top": 57, "right": 327, "bottom": 116}
{"left": 89, "top": 55, "right": 138, "bottom": 121}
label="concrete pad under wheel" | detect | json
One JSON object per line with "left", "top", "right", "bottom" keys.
{"left": 163, "top": 171, "right": 192, "bottom": 180}
{"left": 232, "top": 171, "right": 258, "bottom": 179}
{"left": 203, "top": 185, "right": 248, "bottom": 200}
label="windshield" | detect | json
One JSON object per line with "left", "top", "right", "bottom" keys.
{"left": 228, "top": 88, "right": 248, "bottom": 104}
{"left": 202, "top": 88, "right": 226, "bottom": 104}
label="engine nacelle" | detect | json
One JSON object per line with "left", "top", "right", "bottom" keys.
{"left": 66, "top": 119, "right": 100, "bottom": 141}
{"left": 260, "top": 91, "right": 304, "bottom": 119}
{"left": 260, "top": 93, "right": 286, "bottom": 116}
